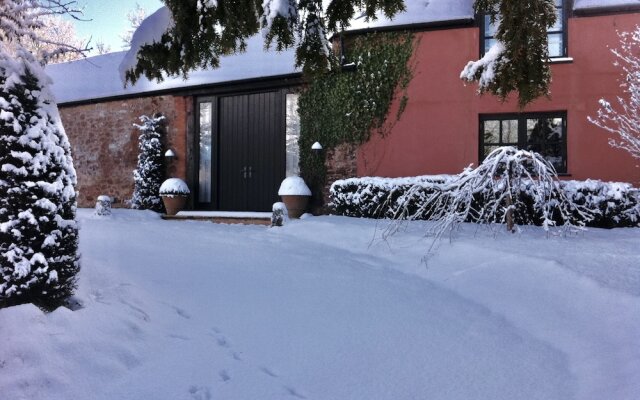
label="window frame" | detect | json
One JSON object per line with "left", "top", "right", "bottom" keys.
{"left": 479, "top": 112, "right": 568, "bottom": 174}
{"left": 479, "top": 0, "right": 569, "bottom": 59}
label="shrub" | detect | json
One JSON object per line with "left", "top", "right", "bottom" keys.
{"left": 131, "top": 114, "right": 166, "bottom": 212}
{"left": 0, "top": 52, "right": 80, "bottom": 310}
{"left": 331, "top": 174, "right": 639, "bottom": 228}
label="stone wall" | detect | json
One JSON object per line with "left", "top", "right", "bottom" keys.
{"left": 59, "top": 95, "right": 188, "bottom": 208}
{"left": 321, "top": 142, "right": 358, "bottom": 213}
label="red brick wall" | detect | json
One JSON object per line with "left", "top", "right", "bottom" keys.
{"left": 59, "top": 95, "right": 188, "bottom": 208}
{"left": 358, "top": 13, "right": 640, "bottom": 186}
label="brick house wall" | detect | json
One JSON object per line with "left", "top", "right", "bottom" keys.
{"left": 59, "top": 95, "right": 189, "bottom": 207}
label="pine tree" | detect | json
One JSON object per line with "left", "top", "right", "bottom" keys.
{"left": 122, "top": 0, "right": 405, "bottom": 82}
{"left": 0, "top": 51, "right": 80, "bottom": 310}
{"left": 461, "top": 0, "right": 557, "bottom": 108}
{"left": 131, "top": 114, "right": 166, "bottom": 212}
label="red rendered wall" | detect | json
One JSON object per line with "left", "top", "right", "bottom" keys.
{"left": 358, "top": 13, "right": 640, "bottom": 185}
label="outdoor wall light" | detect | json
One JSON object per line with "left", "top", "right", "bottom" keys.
{"left": 165, "top": 149, "right": 177, "bottom": 161}
{"left": 311, "top": 142, "right": 323, "bottom": 155}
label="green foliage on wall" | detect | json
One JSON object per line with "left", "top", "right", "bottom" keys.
{"left": 298, "top": 31, "right": 415, "bottom": 206}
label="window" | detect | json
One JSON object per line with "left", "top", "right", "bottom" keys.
{"left": 480, "top": 113, "right": 567, "bottom": 173}
{"left": 481, "top": 0, "right": 566, "bottom": 58}
{"left": 285, "top": 93, "right": 301, "bottom": 177}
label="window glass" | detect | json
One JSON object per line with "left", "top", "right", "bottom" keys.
{"left": 483, "top": 120, "right": 499, "bottom": 143}
{"left": 481, "top": 114, "right": 567, "bottom": 173}
{"left": 501, "top": 120, "right": 518, "bottom": 143}
{"left": 285, "top": 93, "right": 301, "bottom": 177}
{"left": 198, "top": 102, "right": 212, "bottom": 203}
{"left": 482, "top": 1, "right": 564, "bottom": 58}
{"left": 548, "top": 33, "right": 563, "bottom": 58}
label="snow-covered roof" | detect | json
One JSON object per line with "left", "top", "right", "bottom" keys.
{"left": 346, "top": 0, "right": 474, "bottom": 32}
{"left": 573, "top": 0, "right": 640, "bottom": 11}
{"left": 47, "top": 0, "right": 640, "bottom": 104}
{"left": 46, "top": 33, "right": 298, "bottom": 104}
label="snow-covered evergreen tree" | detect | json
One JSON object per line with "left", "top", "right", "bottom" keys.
{"left": 589, "top": 26, "right": 640, "bottom": 162}
{"left": 461, "top": 0, "right": 557, "bottom": 108}
{"left": 131, "top": 114, "right": 166, "bottom": 212}
{"left": 0, "top": 50, "right": 80, "bottom": 310}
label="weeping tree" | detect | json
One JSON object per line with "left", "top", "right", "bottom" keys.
{"left": 460, "top": 0, "right": 558, "bottom": 108}
{"left": 123, "top": 0, "right": 557, "bottom": 107}
{"left": 383, "top": 147, "right": 594, "bottom": 252}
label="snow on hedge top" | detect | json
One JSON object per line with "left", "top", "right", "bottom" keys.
{"left": 278, "top": 176, "right": 311, "bottom": 196}
{"left": 159, "top": 178, "right": 190, "bottom": 195}
{"left": 573, "top": 0, "right": 640, "bottom": 10}
{"left": 45, "top": 8, "right": 298, "bottom": 104}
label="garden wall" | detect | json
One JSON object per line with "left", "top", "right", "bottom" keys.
{"left": 59, "top": 95, "right": 189, "bottom": 207}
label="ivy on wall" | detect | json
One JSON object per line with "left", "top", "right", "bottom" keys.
{"left": 297, "top": 31, "right": 415, "bottom": 207}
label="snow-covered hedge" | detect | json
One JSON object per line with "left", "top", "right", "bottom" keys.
{"left": 330, "top": 176, "right": 640, "bottom": 228}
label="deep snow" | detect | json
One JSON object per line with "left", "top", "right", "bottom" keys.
{"left": 0, "top": 209, "right": 638, "bottom": 400}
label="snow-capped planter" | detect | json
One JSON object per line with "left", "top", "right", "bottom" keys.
{"left": 278, "top": 176, "right": 311, "bottom": 219}
{"left": 159, "top": 178, "right": 190, "bottom": 215}
{"left": 95, "top": 195, "right": 112, "bottom": 216}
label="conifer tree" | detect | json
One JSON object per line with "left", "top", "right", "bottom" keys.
{"left": 461, "top": 0, "right": 557, "bottom": 108}
{"left": 125, "top": 0, "right": 558, "bottom": 106}
{"left": 122, "top": 0, "right": 405, "bottom": 82}
{"left": 0, "top": 51, "right": 80, "bottom": 310}
{"left": 131, "top": 114, "right": 166, "bottom": 212}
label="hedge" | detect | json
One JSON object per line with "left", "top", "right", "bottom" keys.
{"left": 330, "top": 176, "right": 640, "bottom": 228}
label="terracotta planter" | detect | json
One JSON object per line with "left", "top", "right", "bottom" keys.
{"left": 281, "top": 195, "right": 309, "bottom": 219}
{"left": 162, "top": 195, "right": 188, "bottom": 216}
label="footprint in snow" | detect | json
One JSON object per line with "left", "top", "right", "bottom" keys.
{"left": 188, "top": 385, "right": 211, "bottom": 400}
{"left": 218, "top": 369, "right": 231, "bottom": 382}
{"left": 174, "top": 307, "right": 191, "bottom": 319}
{"left": 259, "top": 366, "right": 278, "bottom": 378}
{"left": 216, "top": 336, "right": 230, "bottom": 348}
{"left": 231, "top": 351, "right": 243, "bottom": 361}
{"left": 284, "top": 386, "right": 306, "bottom": 399}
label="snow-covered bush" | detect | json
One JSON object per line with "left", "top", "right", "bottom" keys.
{"left": 589, "top": 26, "right": 640, "bottom": 161}
{"left": 159, "top": 178, "right": 190, "bottom": 197}
{"left": 330, "top": 175, "right": 455, "bottom": 219}
{"left": 95, "top": 195, "right": 112, "bottom": 217}
{"left": 331, "top": 149, "right": 640, "bottom": 229}
{"left": 0, "top": 51, "right": 80, "bottom": 310}
{"left": 131, "top": 113, "right": 166, "bottom": 212}
{"left": 271, "top": 202, "right": 287, "bottom": 227}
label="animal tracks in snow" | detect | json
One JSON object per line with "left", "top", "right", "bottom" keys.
{"left": 202, "top": 326, "right": 308, "bottom": 398}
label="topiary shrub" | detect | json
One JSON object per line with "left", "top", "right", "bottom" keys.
{"left": 131, "top": 113, "right": 166, "bottom": 212}
{"left": 0, "top": 52, "right": 80, "bottom": 310}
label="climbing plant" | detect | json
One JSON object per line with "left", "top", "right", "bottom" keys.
{"left": 298, "top": 31, "right": 415, "bottom": 206}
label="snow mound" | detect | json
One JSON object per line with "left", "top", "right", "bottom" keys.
{"left": 159, "top": 178, "right": 190, "bottom": 195}
{"left": 278, "top": 176, "right": 311, "bottom": 196}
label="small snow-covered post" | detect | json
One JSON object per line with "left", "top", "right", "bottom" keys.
{"left": 271, "top": 202, "right": 287, "bottom": 227}
{"left": 95, "top": 195, "right": 112, "bottom": 216}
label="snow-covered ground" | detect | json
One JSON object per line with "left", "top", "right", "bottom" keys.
{"left": 1, "top": 209, "right": 639, "bottom": 400}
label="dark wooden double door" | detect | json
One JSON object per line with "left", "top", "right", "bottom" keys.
{"left": 196, "top": 90, "right": 286, "bottom": 211}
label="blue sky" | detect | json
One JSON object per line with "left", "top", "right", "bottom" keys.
{"left": 65, "top": 0, "right": 163, "bottom": 54}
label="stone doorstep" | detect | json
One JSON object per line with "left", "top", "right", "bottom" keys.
{"left": 162, "top": 211, "right": 272, "bottom": 226}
